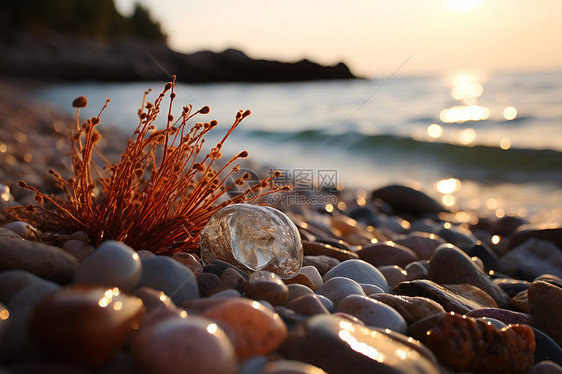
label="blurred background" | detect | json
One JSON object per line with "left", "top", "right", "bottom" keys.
{"left": 1, "top": 0, "right": 561, "bottom": 223}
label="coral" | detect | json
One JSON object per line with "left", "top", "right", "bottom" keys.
{"left": 10, "top": 77, "right": 289, "bottom": 254}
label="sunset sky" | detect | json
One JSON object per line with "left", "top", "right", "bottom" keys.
{"left": 114, "top": 0, "right": 562, "bottom": 78}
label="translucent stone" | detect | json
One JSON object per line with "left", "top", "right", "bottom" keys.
{"left": 200, "top": 204, "right": 303, "bottom": 279}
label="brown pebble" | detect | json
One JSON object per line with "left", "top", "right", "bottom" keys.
{"left": 171, "top": 252, "right": 203, "bottom": 277}
{"left": 28, "top": 284, "right": 144, "bottom": 368}
{"left": 286, "top": 294, "right": 330, "bottom": 316}
{"left": 286, "top": 283, "right": 314, "bottom": 303}
{"left": 220, "top": 267, "right": 247, "bottom": 292}
{"left": 302, "top": 241, "right": 359, "bottom": 262}
{"left": 245, "top": 271, "right": 289, "bottom": 305}
{"left": 369, "top": 293, "right": 446, "bottom": 324}
{"left": 302, "top": 255, "right": 340, "bottom": 275}
{"left": 528, "top": 280, "right": 562, "bottom": 347}
{"left": 285, "top": 273, "right": 316, "bottom": 290}
{"left": 510, "top": 290, "right": 530, "bottom": 313}
{"left": 358, "top": 241, "right": 419, "bottom": 268}
{"left": 202, "top": 297, "right": 288, "bottom": 360}
{"left": 394, "top": 232, "right": 446, "bottom": 260}
{"left": 197, "top": 272, "right": 223, "bottom": 297}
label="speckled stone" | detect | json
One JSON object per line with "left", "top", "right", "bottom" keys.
{"left": 131, "top": 316, "right": 237, "bottom": 374}
{"left": 428, "top": 243, "right": 510, "bottom": 307}
{"left": 281, "top": 314, "right": 440, "bottom": 374}
{"left": 29, "top": 284, "right": 144, "bottom": 368}
{"left": 74, "top": 240, "right": 141, "bottom": 292}
{"left": 528, "top": 280, "right": 562, "bottom": 347}
{"left": 357, "top": 241, "right": 419, "bottom": 268}
{"left": 369, "top": 293, "right": 446, "bottom": 325}
{"left": 0, "top": 236, "right": 79, "bottom": 283}
{"left": 245, "top": 271, "right": 289, "bottom": 306}
{"left": 202, "top": 297, "right": 288, "bottom": 360}
{"left": 138, "top": 256, "right": 199, "bottom": 306}
{"left": 336, "top": 294, "right": 407, "bottom": 333}
{"left": 315, "top": 277, "right": 366, "bottom": 306}
{"left": 409, "top": 312, "right": 535, "bottom": 374}
{"left": 324, "top": 259, "right": 389, "bottom": 292}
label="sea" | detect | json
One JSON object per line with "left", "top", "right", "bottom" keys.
{"left": 34, "top": 70, "right": 562, "bottom": 224}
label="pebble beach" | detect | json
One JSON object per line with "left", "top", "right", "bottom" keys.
{"left": 1, "top": 79, "right": 562, "bottom": 374}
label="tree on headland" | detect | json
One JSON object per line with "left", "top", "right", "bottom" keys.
{"left": 0, "top": 0, "right": 166, "bottom": 43}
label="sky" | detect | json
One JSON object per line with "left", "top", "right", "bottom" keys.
{"left": 114, "top": 0, "right": 562, "bottom": 78}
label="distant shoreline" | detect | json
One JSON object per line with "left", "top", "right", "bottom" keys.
{"left": 0, "top": 34, "right": 358, "bottom": 84}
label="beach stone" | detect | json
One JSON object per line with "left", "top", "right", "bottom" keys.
{"left": 286, "top": 294, "right": 330, "bottom": 316}
{"left": 528, "top": 280, "right": 562, "bottom": 346}
{"left": 202, "top": 297, "right": 288, "bottom": 360}
{"left": 357, "top": 241, "right": 418, "bottom": 268}
{"left": 131, "top": 316, "right": 237, "bottom": 374}
{"left": 245, "top": 271, "right": 289, "bottom": 305}
{"left": 531, "top": 328, "right": 562, "bottom": 366}
{"left": 360, "top": 283, "right": 384, "bottom": 295}
{"left": 535, "top": 274, "right": 562, "bottom": 288}
{"left": 200, "top": 204, "right": 303, "bottom": 279}
{"left": 405, "top": 260, "right": 429, "bottom": 280}
{"left": 281, "top": 314, "right": 440, "bottom": 374}
{"left": 171, "top": 252, "right": 203, "bottom": 277}
{"left": 495, "top": 278, "right": 531, "bottom": 298}
{"left": 0, "top": 269, "right": 50, "bottom": 303}
{"left": 61, "top": 239, "right": 94, "bottom": 262}
{"left": 285, "top": 273, "right": 316, "bottom": 290}
{"left": 428, "top": 243, "right": 510, "bottom": 307}
{"left": 369, "top": 293, "right": 446, "bottom": 324}
{"left": 444, "top": 283, "right": 498, "bottom": 308}
{"left": 436, "top": 226, "right": 479, "bottom": 250}
{"left": 465, "top": 243, "right": 501, "bottom": 272}
{"left": 315, "top": 277, "right": 366, "bottom": 306}
{"left": 302, "top": 240, "right": 359, "bottom": 261}
{"left": 337, "top": 294, "right": 407, "bottom": 333}
{"left": 134, "top": 287, "right": 186, "bottom": 328}
{"left": 409, "top": 312, "right": 535, "bottom": 374}
{"left": 324, "top": 259, "right": 389, "bottom": 292}
{"left": 297, "top": 265, "right": 323, "bottom": 289}
{"left": 197, "top": 272, "right": 223, "bottom": 297}
{"left": 301, "top": 255, "right": 340, "bottom": 275}
{"left": 3, "top": 221, "right": 40, "bottom": 240}
{"left": 28, "top": 284, "right": 144, "bottom": 368}
{"left": 511, "top": 289, "right": 531, "bottom": 313}
{"left": 138, "top": 256, "right": 199, "bottom": 305}
{"left": 5, "top": 280, "right": 61, "bottom": 359}
{"left": 210, "top": 289, "right": 241, "bottom": 299}
{"left": 528, "top": 361, "right": 562, "bottom": 374}
{"left": 0, "top": 226, "right": 24, "bottom": 240}
{"left": 204, "top": 259, "right": 251, "bottom": 279}
{"left": 377, "top": 265, "right": 407, "bottom": 289}
{"left": 220, "top": 267, "right": 247, "bottom": 292}
{"left": 136, "top": 249, "right": 156, "bottom": 259}
{"left": 371, "top": 184, "right": 446, "bottom": 216}
{"left": 465, "top": 307, "right": 532, "bottom": 325}
{"left": 394, "top": 232, "right": 446, "bottom": 260}
{"left": 0, "top": 236, "right": 79, "bottom": 283}
{"left": 394, "top": 279, "right": 495, "bottom": 314}
{"left": 500, "top": 238, "right": 562, "bottom": 280}
{"left": 0, "top": 302, "right": 10, "bottom": 360}
{"left": 508, "top": 225, "right": 562, "bottom": 250}
{"left": 74, "top": 240, "right": 141, "bottom": 292}
{"left": 286, "top": 284, "right": 314, "bottom": 303}
{"left": 260, "top": 359, "right": 327, "bottom": 374}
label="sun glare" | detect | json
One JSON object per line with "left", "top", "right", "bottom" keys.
{"left": 447, "top": 0, "right": 479, "bottom": 12}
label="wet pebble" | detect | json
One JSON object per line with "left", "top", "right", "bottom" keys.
{"left": 245, "top": 270, "right": 289, "bottom": 305}
{"left": 202, "top": 297, "right": 288, "bottom": 360}
{"left": 315, "top": 277, "right": 366, "bottom": 306}
{"left": 29, "top": 284, "right": 144, "bottom": 368}
{"left": 282, "top": 314, "right": 441, "bottom": 374}
{"left": 131, "top": 316, "right": 237, "bottom": 374}
{"left": 336, "top": 294, "right": 407, "bottom": 333}
{"left": 0, "top": 236, "right": 79, "bottom": 283}
{"left": 74, "top": 240, "right": 141, "bottom": 291}
{"left": 138, "top": 256, "right": 199, "bottom": 306}
{"left": 369, "top": 293, "right": 446, "bottom": 325}
{"left": 528, "top": 280, "right": 562, "bottom": 347}
{"left": 324, "top": 259, "right": 389, "bottom": 292}
{"left": 357, "top": 241, "right": 418, "bottom": 268}
{"left": 428, "top": 243, "right": 510, "bottom": 307}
